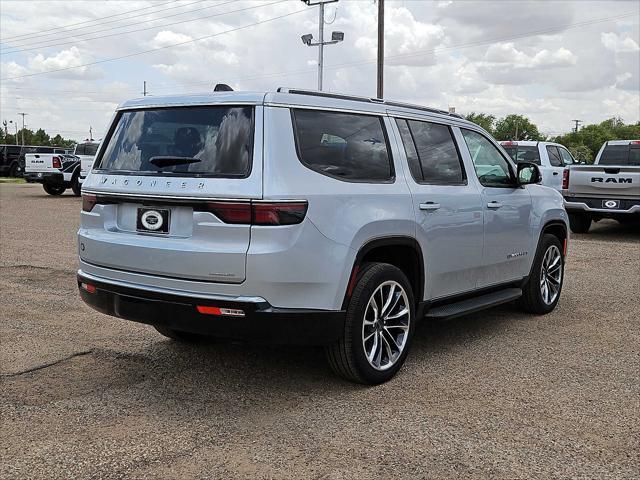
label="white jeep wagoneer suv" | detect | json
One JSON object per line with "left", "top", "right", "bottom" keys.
{"left": 78, "top": 88, "right": 569, "bottom": 384}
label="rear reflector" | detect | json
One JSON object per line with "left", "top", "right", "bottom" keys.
{"left": 52, "top": 156, "right": 62, "bottom": 169}
{"left": 196, "top": 305, "right": 245, "bottom": 317}
{"left": 80, "top": 282, "right": 96, "bottom": 294}
{"left": 82, "top": 194, "right": 97, "bottom": 212}
{"left": 562, "top": 169, "right": 570, "bottom": 190}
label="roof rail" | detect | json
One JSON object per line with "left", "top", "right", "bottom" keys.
{"left": 276, "top": 87, "right": 464, "bottom": 118}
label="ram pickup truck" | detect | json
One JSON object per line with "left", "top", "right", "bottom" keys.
{"left": 501, "top": 140, "right": 576, "bottom": 192}
{"left": 74, "top": 141, "right": 100, "bottom": 185}
{"left": 24, "top": 151, "right": 82, "bottom": 196}
{"left": 563, "top": 140, "right": 640, "bottom": 233}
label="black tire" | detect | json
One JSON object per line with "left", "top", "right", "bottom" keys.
{"left": 42, "top": 183, "right": 66, "bottom": 195}
{"left": 519, "top": 234, "right": 564, "bottom": 315}
{"left": 71, "top": 173, "right": 81, "bottom": 196}
{"left": 153, "top": 325, "right": 210, "bottom": 342}
{"left": 568, "top": 213, "right": 591, "bottom": 233}
{"left": 8, "top": 163, "right": 19, "bottom": 178}
{"left": 326, "top": 263, "right": 415, "bottom": 384}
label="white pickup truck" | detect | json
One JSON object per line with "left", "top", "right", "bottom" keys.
{"left": 501, "top": 141, "right": 576, "bottom": 192}
{"left": 563, "top": 140, "right": 640, "bottom": 233}
{"left": 74, "top": 141, "right": 100, "bottom": 185}
{"left": 24, "top": 149, "right": 81, "bottom": 196}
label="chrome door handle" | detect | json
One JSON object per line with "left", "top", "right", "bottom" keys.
{"left": 487, "top": 201, "right": 502, "bottom": 209}
{"left": 419, "top": 202, "right": 441, "bottom": 211}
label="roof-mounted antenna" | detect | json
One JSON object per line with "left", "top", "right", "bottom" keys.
{"left": 214, "top": 83, "right": 233, "bottom": 92}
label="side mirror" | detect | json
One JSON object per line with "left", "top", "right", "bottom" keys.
{"left": 517, "top": 162, "right": 541, "bottom": 186}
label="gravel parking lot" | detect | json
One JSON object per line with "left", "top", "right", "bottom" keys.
{"left": 1, "top": 183, "right": 639, "bottom": 479}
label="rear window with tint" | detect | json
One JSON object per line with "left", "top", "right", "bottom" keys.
{"left": 292, "top": 109, "right": 393, "bottom": 182}
{"left": 502, "top": 145, "right": 541, "bottom": 165}
{"left": 396, "top": 119, "right": 465, "bottom": 184}
{"left": 76, "top": 143, "right": 99, "bottom": 156}
{"left": 600, "top": 144, "right": 640, "bottom": 165}
{"left": 95, "top": 106, "right": 254, "bottom": 177}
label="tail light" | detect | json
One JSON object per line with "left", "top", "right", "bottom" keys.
{"left": 501, "top": 141, "right": 516, "bottom": 146}
{"left": 52, "top": 156, "right": 62, "bottom": 169}
{"left": 205, "top": 200, "right": 308, "bottom": 226}
{"left": 562, "top": 169, "right": 570, "bottom": 190}
{"left": 631, "top": 140, "right": 640, "bottom": 145}
{"left": 82, "top": 194, "right": 97, "bottom": 212}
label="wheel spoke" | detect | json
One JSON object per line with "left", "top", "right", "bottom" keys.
{"left": 380, "top": 333, "right": 395, "bottom": 363}
{"left": 385, "top": 307, "right": 409, "bottom": 321}
{"left": 367, "top": 332, "right": 379, "bottom": 364}
{"left": 380, "top": 284, "right": 396, "bottom": 317}
{"left": 384, "top": 292, "right": 402, "bottom": 319}
{"left": 383, "top": 328, "right": 401, "bottom": 350}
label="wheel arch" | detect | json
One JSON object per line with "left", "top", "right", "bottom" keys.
{"left": 526, "top": 219, "right": 568, "bottom": 280}
{"left": 341, "top": 236, "right": 424, "bottom": 310}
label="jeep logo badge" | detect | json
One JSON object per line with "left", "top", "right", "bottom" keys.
{"left": 140, "top": 210, "right": 163, "bottom": 231}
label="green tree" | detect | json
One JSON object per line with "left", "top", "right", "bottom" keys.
{"left": 494, "top": 114, "right": 543, "bottom": 141}
{"left": 553, "top": 118, "right": 640, "bottom": 163}
{"left": 464, "top": 112, "right": 496, "bottom": 134}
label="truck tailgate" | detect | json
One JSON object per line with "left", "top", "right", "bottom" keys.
{"left": 567, "top": 166, "right": 640, "bottom": 198}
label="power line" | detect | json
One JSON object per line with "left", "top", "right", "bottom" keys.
{"left": 148, "top": 10, "right": 639, "bottom": 93}
{"left": 2, "top": 0, "right": 239, "bottom": 54}
{"left": 0, "top": 0, "right": 192, "bottom": 42}
{"left": 1, "top": 7, "right": 310, "bottom": 81}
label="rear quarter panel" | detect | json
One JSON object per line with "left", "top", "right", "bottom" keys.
{"left": 262, "top": 106, "right": 415, "bottom": 308}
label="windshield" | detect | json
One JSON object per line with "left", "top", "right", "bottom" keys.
{"left": 95, "top": 106, "right": 254, "bottom": 177}
{"left": 599, "top": 144, "right": 640, "bottom": 166}
{"left": 502, "top": 145, "right": 541, "bottom": 165}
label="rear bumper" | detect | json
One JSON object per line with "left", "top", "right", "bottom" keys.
{"left": 23, "top": 172, "right": 64, "bottom": 184}
{"left": 564, "top": 197, "right": 640, "bottom": 215}
{"left": 77, "top": 272, "right": 345, "bottom": 345}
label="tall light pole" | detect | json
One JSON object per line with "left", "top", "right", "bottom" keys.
{"left": 18, "top": 112, "right": 27, "bottom": 146}
{"left": 300, "top": 0, "right": 343, "bottom": 91}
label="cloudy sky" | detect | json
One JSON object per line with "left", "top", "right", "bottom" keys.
{"left": 1, "top": 0, "right": 638, "bottom": 141}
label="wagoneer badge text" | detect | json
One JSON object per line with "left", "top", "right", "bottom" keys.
{"left": 100, "top": 176, "right": 206, "bottom": 189}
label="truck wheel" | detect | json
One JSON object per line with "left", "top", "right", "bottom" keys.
{"left": 8, "top": 163, "right": 19, "bottom": 178}
{"left": 153, "top": 325, "right": 211, "bottom": 342}
{"left": 71, "top": 173, "right": 81, "bottom": 196}
{"left": 326, "top": 263, "right": 415, "bottom": 384}
{"left": 568, "top": 213, "right": 591, "bottom": 234}
{"left": 43, "top": 184, "right": 66, "bottom": 195}
{"left": 519, "top": 234, "right": 564, "bottom": 315}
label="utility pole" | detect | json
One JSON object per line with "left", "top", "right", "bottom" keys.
{"left": 572, "top": 119, "right": 582, "bottom": 133}
{"left": 89, "top": 126, "right": 93, "bottom": 141}
{"left": 300, "top": 0, "right": 343, "bottom": 91}
{"left": 377, "top": 0, "right": 384, "bottom": 99}
{"left": 142, "top": 81, "right": 148, "bottom": 96}
{"left": 515, "top": 122, "right": 519, "bottom": 141}
{"left": 18, "top": 112, "right": 27, "bottom": 146}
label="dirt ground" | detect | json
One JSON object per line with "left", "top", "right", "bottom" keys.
{"left": 1, "top": 183, "right": 639, "bottom": 479}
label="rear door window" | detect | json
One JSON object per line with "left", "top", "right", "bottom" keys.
{"left": 395, "top": 118, "right": 465, "bottom": 184}
{"left": 557, "top": 146, "right": 574, "bottom": 165}
{"left": 292, "top": 109, "right": 393, "bottom": 182}
{"left": 95, "top": 106, "right": 254, "bottom": 177}
{"left": 546, "top": 146, "right": 563, "bottom": 167}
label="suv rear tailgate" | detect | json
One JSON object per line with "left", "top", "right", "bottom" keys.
{"left": 79, "top": 104, "right": 262, "bottom": 284}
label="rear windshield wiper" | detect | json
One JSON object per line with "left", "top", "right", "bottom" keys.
{"left": 149, "top": 156, "right": 202, "bottom": 168}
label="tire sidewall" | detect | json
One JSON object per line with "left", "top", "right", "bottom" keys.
{"left": 347, "top": 264, "right": 416, "bottom": 384}
{"left": 43, "top": 184, "right": 65, "bottom": 195}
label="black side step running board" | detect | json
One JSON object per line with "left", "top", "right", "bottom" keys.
{"left": 425, "top": 288, "right": 522, "bottom": 321}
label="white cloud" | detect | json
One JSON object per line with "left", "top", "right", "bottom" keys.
{"left": 27, "top": 47, "right": 103, "bottom": 79}
{"left": 483, "top": 43, "right": 577, "bottom": 68}
{"left": 151, "top": 30, "right": 193, "bottom": 48}
{"left": 601, "top": 32, "right": 640, "bottom": 53}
